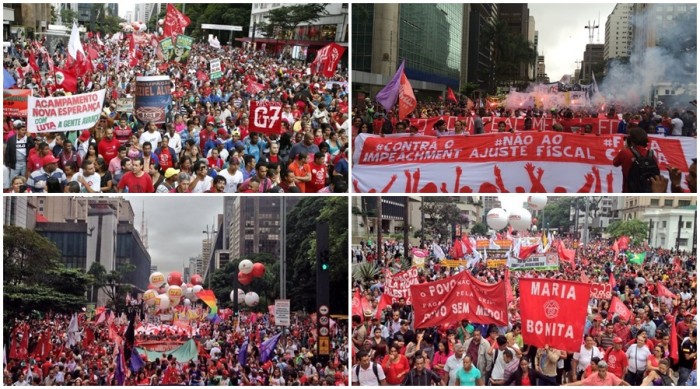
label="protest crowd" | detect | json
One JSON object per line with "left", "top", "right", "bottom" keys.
{"left": 3, "top": 9, "right": 349, "bottom": 194}
{"left": 5, "top": 308, "right": 349, "bottom": 386}
{"left": 351, "top": 231, "right": 697, "bottom": 386}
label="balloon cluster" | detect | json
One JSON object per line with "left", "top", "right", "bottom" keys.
{"left": 230, "top": 260, "right": 265, "bottom": 307}
{"left": 144, "top": 271, "right": 204, "bottom": 311}
{"left": 486, "top": 195, "right": 547, "bottom": 232}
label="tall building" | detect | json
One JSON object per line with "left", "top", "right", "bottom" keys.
{"left": 603, "top": 3, "right": 633, "bottom": 64}
{"left": 632, "top": 4, "right": 695, "bottom": 53}
{"left": 619, "top": 196, "right": 696, "bottom": 221}
{"left": 528, "top": 16, "right": 536, "bottom": 79}
{"left": 644, "top": 206, "right": 696, "bottom": 252}
{"left": 580, "top": 43, "right": 604, "bottom": 83}
{"left": 353, "top": 4, "right": 468, "bottom": 100}
{"left": 29, "top": 196, "right": 136, "bottom": 224}
{"left": 3, "top": 197, "right": 35, "bottom": 229}
{"left": 5, "top": 3, "right": 52, "bottom": 37}
{"left": 466, "top": 4, "right": 499, "bottom": 92}
{"left": 249, "top": 3, "right": 347, "bottom": 43}
{"left": 499, "top": 4, "right": 532, "bottom": 81}
{"left": 56, "top": 3, "right": 118, "bottom": 25}
{"left": 134, "top": 3, "right": 160, "bottom": 25}
{"left": 228, "top": 197, "right": 300, "bottom": 260}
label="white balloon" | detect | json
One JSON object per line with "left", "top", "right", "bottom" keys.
{"left": 508, "top": 208, "right": 533, "bottom": 232}
{"left": 183, "top": 298, "right": 192, "bottom": 306}
{"left": 527, "top": 195, "right": 548, "bottom": 211}
{"left": 192, "top": 285, "right": 204, "bottom": 294}
{"left": 149, "top": 272, "right": 165, "bottom": 287}
{"left": 185, "top": 287, "right": 193, "bottom": 298}
{"left": 158, "top": 19, "right": 164, "bottom": 26}
{"left": 486, "top": 208, "right": 509, "bottom": 230}
{"left": 239, "top": 259, "right": 254, "bottom": 274}
{"left": 157, "top": 294, "right": 170, "bottom": 310}
{"left": 244, "top": 292, "right": 259, "bottom": 307}
{"left": 238, "top": 288, "right": 245, "bottom": 302}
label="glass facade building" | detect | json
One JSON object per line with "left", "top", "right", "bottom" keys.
{"left": 351, "top": 3, "right": 374, "bottom": 73}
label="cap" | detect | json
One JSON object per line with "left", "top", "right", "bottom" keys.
{"left": 42, "top": 154, "right": 59, "bottom": 165}
{"left": 217, "top": 128, "right": 229, "bottom": 138}
{"left": 232, "top": 130, "right": 241, "bottom": 137}
{"left": 665, "top": 314, "right": 674, "bottom": 321}
{"left": 164, "top": 168, "right": 180, "bottom": 179}
{"left": 363, "top": 310, "right": 372, "bottom": 317}
{"left": 597, "top": 361, "right": 608, "bottom": 368}
{"left": 79, "top": 130, "right": 91, "bottom": 142}
{"left": 613, "top": 337, "right": 623, "bottom": 344}
{"left": 13, "top": 119, "right": 26, "bottom": 128}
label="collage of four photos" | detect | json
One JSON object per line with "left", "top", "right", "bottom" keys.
{"left": 2, "top": 2, "right": 698, "bottom": 387}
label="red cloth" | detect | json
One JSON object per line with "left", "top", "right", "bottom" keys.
{"left": 612, "top": 146, "right": 651, "bottom": 192}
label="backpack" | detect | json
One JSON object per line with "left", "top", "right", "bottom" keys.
{"left": 627, "top": 148, "right": 659, "bottom": 193}
{"left": 354, "top": 362, "right": 380, "bottom": 384}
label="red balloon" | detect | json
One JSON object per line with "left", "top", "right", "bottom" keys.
{"left": 238, "top": 272, "right": 253, "bottom": 286}
{"left": 167, "top": 272, "right": 182, "bottom": 286}
{"left": 251, "top": 263, "right": 265, "bottom": 278}
{"left": 532, "top": 218, "right": 538, "bottom": 225}
{"left": 191, "top": 275, "right": 203, "bottom": 285}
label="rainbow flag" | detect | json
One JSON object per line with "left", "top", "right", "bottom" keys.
{"left": 195, "top": 290, "right": 218, "bottom": 311}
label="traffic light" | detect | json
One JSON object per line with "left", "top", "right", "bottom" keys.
{"left": 320, "top": 253, "right": 330, "bottom": 271}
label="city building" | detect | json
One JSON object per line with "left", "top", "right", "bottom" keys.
{"left": 228, "top": 197, "right": 300, "bottom": 260}
{"left": 619, "top": 196, "right": 696, "bottom": 221}
{"left": 3, "top": 197, "right": 35, "bottom": 229}
{"left": 466, "top": 4, "right": 499, "bottom": 94}
{"left": 568, "top": 196, "right": 621, "bottom": 237}
{"left": 55, "top": 3, "right": 118, "bottom": 25}
{"left": 603, "top": 3, "right": 633, "bottom": 64}
{"left": 244, "top": 3, "right": 347, "bottom": 54}
{"left": 28, "top": 196, "right": 136, "bottom": 224}
{"left": 580, "top": 43, "right": 604, "bottom": 83}
{"left": 134, "top": 3, "right": 160, "bottom": 25}
{"left": 528, "top": 16, "right": 536, "bottom": 79}
{"left": 499, "top": 4, "right": 532, "bottom": 82}
{"left": 353, "top": 3, "right": 468, "bottom": 101}
{"left": 150, "top": 265, "right": 158, "bottom": 273}
{"left": 4, "top": 3, "right": 52, "bottom": 38}
{"left": 644, "top": 206, "right": 696, "bottom": 252}
{"left": 536, "top": 55, "right": 548, "bottom": 83}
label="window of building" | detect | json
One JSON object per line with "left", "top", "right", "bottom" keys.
{"left": 678, "top": 238, "right": 688, "bottom": 247}
{"left": 650, "top": 199, "right": 659, "bottom": 206}
{"left": 686, "top": 221, "right": 693, "bottom": 229}
{"left": 662, "top": 221, "right": 667, "bottom": 228}
{"left": 678, "top": 200, "right": 691, "bottom": 206}
{"left": 664, "top": 199, "right": 673, "bottom": 206}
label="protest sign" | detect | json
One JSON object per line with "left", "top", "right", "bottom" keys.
{"left": 4, "top": 89, "right": 31, "bottom": 117}
{"left": 274, "top": 299, "right": 290, "bottom": 327}
{"left": 589, "top": 282, "right": 613, "bottom": 300}
{"left": 116, "top": 97, "right": 133, "bottom": 113}
{"left": 411, "top": 248, "right": 429, "bottom": 266}
{"left": 135, "top": 76, "right": 172, "bottom": 124}
{"left": 509, "top": 253, "right": 560, "bottom": 271}
{"left": 210, "top": 58, "right": 222, "bottom": 80}
{"left": 476, "top": 239, "right": 512, "bottom": 249}
{"left": 249, "top": 101, "right": 283, "bottom": 135}
{"left": 353, "top": 133, "right": 696, "bottom": 193}
{"left": 410, "top": 271, "right": 508, "bottom": 328}
{"left": 174, "top": 35, "right": 194, "bottom": 64}
{"left": 610, "top": 296, "right": 632, "bottom": 321}
{"left": 486, "top": 249, "right": 511, "bottom": 268}
{"left": 160, "top": 38, "right": 175, "bottom": 61}
{"left": 27, "top": 90, "right": 106, "bottom": 133}
{"left": 407, "top": 116, "right": 623, "bottom": 135}
{"left": 384, "top": 268, "right": 419, "bottom": 304}
{"left": 519, "top": 278, "right": 591, "bottom": 352}
{"left": 440, "top": 260, "right": 468, "bottom": 268}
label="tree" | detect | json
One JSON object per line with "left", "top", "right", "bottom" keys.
{"left": 258, "top": 4, "right": 328, "bottom": 40}
{"left": 606, "top": 220, "right": 649, "bottom": 246}
{"left": 209, "top": 252, "right": 279, "bottom": 311}
{"left": 471, "top": 222, "right": 489, "bottom": 236}
{"left": 482, "top": 19, "right": 538, "bottom": 91}
{"left": 60, "top": 8, "right": 79, "bottom": 27}
{"left": 4, "top": 226, "right": 62, "bottom": 286}
{"left": 352, "top": 262, "right": 381, "bottom": 286}
{"left": 87, "top": 262, "right": 136, "bottom": 313}
{"left": 50, "top": 5, "right": 58, "bottom": 24}
{"left": 537, "top": 197, "right": 573, "bottom": 232}
{"left": 421, "top": 198, "right": 468, "bottom": 243}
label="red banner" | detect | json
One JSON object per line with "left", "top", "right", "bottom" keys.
{"left": 410, "top": 271, "right": 508, "bottom": 329}
{"left": 656, "top": 281, "right": 677, "bottom": 299}
{"left": 246, "top": 80, "right": 266, "bottom": 95}
{"left": 384, "top": 268, "right": 420, "bottom": 304}
{"left": 249, "top": 101, "right": 283, "bottom": 135}
{"left": 610, "top": 296, "right": 631, "bottom": 321}
{"left": 311, "top": 42, "right": 345, "bottom": 78}
{"left": 398, "top": 72, "right": 416, "bottom": 120}
{"left": 589, "top": 282, "right": 613, "bottom": 300}
{"left": 519, "top": 278, "right": 591, "bottom": 352}
{"left": 3, "top": 89, "right": 30, "bottom": 117}
{"left": 163, "top": 4, "right": 191, "bottom": 39}
{"left": 407, "top": 116, "right": 622, "bottom": 135}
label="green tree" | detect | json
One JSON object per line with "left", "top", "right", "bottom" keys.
{"left": 87, "top": 262, "right": 136, "bottom": 313}
{"left": 352, "top": 262, "right": 381, "bottom": 286}
{"left": 209, "top": 252, "right": 279, "bottom": 310}
{"left": 538, "top": 197, "right": 573, "bottom": 232}
{"left": 482, "top": 19, "right": 538, "bottom": 92}
{"left": 4, "top": 226, "right": 62, "bottom": 286}
{"left": 471, "top": 222, "right": 489, "bottom": 236}
{"left": 421, "top": 198, "right": 468, "bottom": 243}
{"left": 606, "top": 220, "right": 649, "bottom": 246}
{"left": 258, "top": 4, "right": 328, "bottom": 40}
{"left": 50, "top": 5, "right": 58, "bottom": 24}
{"left": 60, "top": 8, "right": 79, "bottom": 27}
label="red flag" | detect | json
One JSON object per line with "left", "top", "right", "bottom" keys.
{"left": 612, "top": 240, "right": 619, "bottom": 257}
{"left": 446, "top": 87, "right": 458, "bottom": 103}
{"left": 87, "top": 46, "right": 99, "bottom": 61}
{"left": 505, "top": 268, "right": 514, "bottom": 305}
{"left": 557, "top": 240, "right": 576, "bottom": 266}
{"left": 129, "top": 34, "right": 138, "bottom": 67}
{"left": 580, "top": 271, "right": 590, "bottom": 284}
{"left": 28, "top": 51, "right": 40, "bottom": 74}
{"left": 375, "top": 293, "right": 392, "bottom": 320}
{"left": 163, "top": 4, "right": 191, "bottom": 38}
{"left": 54, "top": 67, "right": 78, "bottom": 93}
{"left": 246, "top": 79, "right": 266, "bottom": 95}
{"left": 673, "top": 256, "right": 681, "bottom": 273}
{"left": 610, "top": 296, "right": 631, "bottom": 321}
{"left": 519, "top": 278, "right": 591, "bottom": 352}
{"left": 462, "top": 235, "right": 474, "bottom": 254}
{"left": 451, "top": 238, "right": 465, "bottom": 259}
{"left": 351, "top": 289, "right": 370, "bottom": 323}
{"left": 656, "top": 281, "right": 677, "bottom": 299}
{"left": 310, "top": 42, "right": 346, "bottom": 78}
{"left": 616, "top": 236, "right": 629, "bottom": 251}
{"left": 83, "top": 327, "right": 94, "bottom": 349}
{"left": 398, "top": 72, "right": 416, "bottom": 120}
{"left": 519, "top": 243, "right": 539, "bottom": 260}
{"left": 669, "top": 315, "right": 679, "bottom": 363}
{"left": 609, "top": 272, "right": 616, "bottom": 288}
{"left": 196, "top": 69, "right": 209, "bottom": 82}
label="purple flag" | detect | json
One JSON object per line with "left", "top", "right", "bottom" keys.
{"left": 115, "top": 346, "right": 126, "bottom": 385}
{"left": 259, "top": 332, "right": 282, "bottom": 362}
{"left": 130, "top": 347, "right": 145, "bottom": 372}
{"left": 238, "top": 339, "right": 248, "bottom": 366}
{"left": 375, "top": 59, "right": 406, "bottom": 112}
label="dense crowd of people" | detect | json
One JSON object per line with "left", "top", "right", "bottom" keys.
{"left": 4, "top": 309, "right": 349, "bottom": 386}
{"left": 3, "top": 31, "right": 349, "bottom": 193}
{"left": 351, "top": 235, "right": 697, "bottom": 386}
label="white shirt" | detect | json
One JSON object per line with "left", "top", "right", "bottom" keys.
{"left": 217, "top": 169, "right": 244, "bottom": 193}
{"left": 72, "top": 171, "right": 102, "bottom": 193}
{"left": 191, "top": 175, "right": 213, "bottom": 193}
{"left": 444, "top": 354, "right": 465, "bottom": 385}
{"left": 139, "top": 131, "right": 162, "bottom": 147}
{"left": 491, "top": 346, "right": 516, "bottom": 380}
{"left": 574, "top": 345, "right": 604, "bottom": 372}
{"left": 167, "top": 132, "right": 182, "bottom": 154}
{"left": 671, "top": 118, "right": 683, "bottom": 136}
{"left": 625, "top": 344, "right": 651, "bottom": 373}
{"left": 352, "top": 363, "right": 386, "bottom": 386}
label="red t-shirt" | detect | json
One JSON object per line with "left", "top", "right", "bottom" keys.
{"left": 98, "top": 137, "right": 121, "bottom": 163}
{"left": 289, "top": 161, "right": 310, "bottom": 193}
{"left": 117, "top": 172, "right": 154, "bottom": 193}
{"left": 612, "top": 145, "right": 652, "bottom": 192}
{"left": 113, "top": 125, "right": 132, "bottom": 145}
{"left": 521, "top": 372, "right": 531, "bottom": 386}
{"left": 307, "top": 162, "right": 327, "bottom": 193}
{"left": 207, "top": 156, "right": 223, "bottom": 170}
{"left": 199, "top": 129, "right": 213, "bottom": 152}
{"left": 158, "top": 149, "right": 174, "bottom": 170}
{"left": 27, "top": 152, "right": 44, "bottom": 172}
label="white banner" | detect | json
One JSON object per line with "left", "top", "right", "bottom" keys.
{"left": 352, "top": 133, "right": 696, "bottom": 193}
{"left": 27, "top": 89, "right": 106, "bottom": 133}
{"left": 274, "top": 299, "right": 290, "bottom": 327}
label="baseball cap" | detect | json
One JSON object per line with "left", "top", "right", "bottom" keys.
{"left": 665, "top": 314, "right": 674, "bottom": 321}
{"left": 13, "top": 119, "right": 26, "bottom": 128}
{"left": 42, "top": 154, "right": 59, "bottom": 165}
{"left": 613, "top": 337, "right": 623, "bottom": 344}
{"left": 164, "top": 168, "right": 180, "bottom": 179}
{"left": 79, "top": 130, "right": 91, "bottom": 142}
{"left": 232, "top": 130, "right": 241, "bottom": 137}
{"left": 217, "top": 129, "right": 229, "bottom": 138}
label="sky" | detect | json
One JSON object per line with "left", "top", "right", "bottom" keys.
{"left": 529, "top": 3, "right": 616, "bottom": 82}
{"left": 498, "top": 194, "right": 530, "bottom": 212}
{"left": 129, "top": 197, "right": 222, "bottom": 273}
